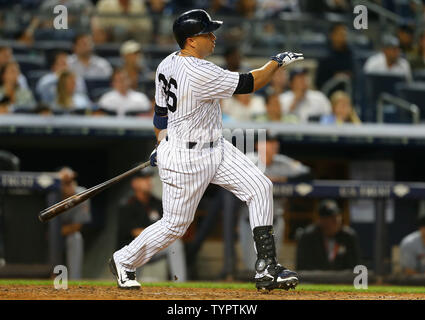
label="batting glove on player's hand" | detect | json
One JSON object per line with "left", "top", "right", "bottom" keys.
{"left": 150, "top": 149, "right": 157, "bottom": 167}
{"left": 271, "top": 52, "right": 304, "bottom": 67}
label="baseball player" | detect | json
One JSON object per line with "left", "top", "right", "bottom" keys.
{"left": 110, "top": 9, "right": 304, "bottom": 291}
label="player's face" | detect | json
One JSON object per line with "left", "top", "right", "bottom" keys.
{"left": 131, "top": 177, "right": 152, "bottom": 195}
{"left": 194, "top": 32, "right": 217, "bottom": 57}
{"left": 319, "top": 215, "right": 342, "bottom": 237}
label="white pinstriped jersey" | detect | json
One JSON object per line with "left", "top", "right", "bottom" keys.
{"left": 155, "top": 51, "right": 240, "bottom": 142}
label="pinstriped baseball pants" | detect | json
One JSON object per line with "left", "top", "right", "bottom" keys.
{"left": 114, "top": 137, "right": 273, "bottom": 271}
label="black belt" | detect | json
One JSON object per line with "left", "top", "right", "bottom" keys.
{"left": 166, "top": 136, "right": 217, "bottom": 149}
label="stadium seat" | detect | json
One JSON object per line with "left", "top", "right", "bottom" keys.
{"left": 413, "top": 70, "right": 425, "bottom": 82}
{"left": 26, "top": 69, "right": 49, "bottom": 91}
{"left": 14, "top": 54, "right": 46, "bottom": 76}
{"left": 34, "top": 29, "right": 76, "bottom": 42}
{"left": 33, "top": 41, "right": 73, "bottom": 53}
{"left": 396, "top": 82, "right": 425, "bottom": 121}
{"left": 364, "top": 73, "right": 407, "bottom": 122}
{"left": 90, "top": 87, "right": 110, "bottom": 103}
{"left": 85, "top": 77, "right": 111, "bottom": 101}
{"left": 94, "top": 43, "right": 121, "bottom": 59}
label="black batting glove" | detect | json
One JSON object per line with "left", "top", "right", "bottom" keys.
{"left": 271, "top": 52, "right": 304, "bottom": 67}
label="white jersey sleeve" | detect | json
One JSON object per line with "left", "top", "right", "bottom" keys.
{"left": 187, "top": 60, "right": 240, "bottom": 100}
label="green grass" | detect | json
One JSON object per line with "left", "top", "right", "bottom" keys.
{"left": 1, "top": 279, "right": 425, "bottom": 294}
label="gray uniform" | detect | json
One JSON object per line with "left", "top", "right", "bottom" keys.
{"left": 400, "top": 231, "right": 425, "bottom": 274}
{"left": 239, "top": 153, "right": 310, "bottom": 271}
{"left": 48, "top": 186, "right": 91, "bottom": 279}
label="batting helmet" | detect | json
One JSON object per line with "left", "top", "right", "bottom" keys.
{"left": 173, "top": 9, "right": 223, "bottom": 49}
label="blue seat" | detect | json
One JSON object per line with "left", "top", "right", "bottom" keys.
{"left": 413, "top": 70, "right": 425, "bottom": 82}
{"left": 364, "top": 73, "right": 407, "bottom": 122}
{"left": 94, "top": 44, "right": 121, "bottom": 59}
{"left": 26, "top": 69, "right": 49, "bottom": 94}
{"left": 14, "top": 54, "right": 46, "bottom": 77}
{"left": 396, "top": 82, "right": 425, "bottom": 121}
{"left": 85, "top": 77, "right": 111, "bottom": 101}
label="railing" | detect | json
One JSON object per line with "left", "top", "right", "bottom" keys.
{"left": 377, "top": 93, "right": 420, "bottom": 124}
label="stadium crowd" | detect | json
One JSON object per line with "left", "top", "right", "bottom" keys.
{"left": 0, "top": 0, "right": 424, "bottom": 123}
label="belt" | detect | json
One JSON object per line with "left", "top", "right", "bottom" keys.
{"left": 166, "top": 136, "right": 218, "bottom": 149}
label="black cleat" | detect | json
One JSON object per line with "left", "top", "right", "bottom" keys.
{"left": 255, "top": 265, "right": 299, "bottom": 292}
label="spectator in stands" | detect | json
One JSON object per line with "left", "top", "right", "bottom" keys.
{"left": 53, "top": 70, "right": 92, "bottom": 112}
{"left": 409, "top": 30, "right": 425, "bottom": 71}
{"left": 92, "top": 0, "right": 153, "bottom": 44}
{"left": 296, "top": 199, "right": 361, "bottom": 271}
{"left": 98, "top": 68, "right": 151, "bottom": 117}
{"left": 320, "top": 91, "right": 361, "bottom": 125}
{"left": 117, "top": 167, "right": 187, "bottom": 282}
{"left": 120, "top": 40, "right": 151, "bottom": 91}
{"left": 304, "top": 0, "right": 351, "bottom": 14}
{"left": 221, "top": 93, "right": 266, "bottom": 122}
{"left": 262, "top": 67, "right": 288, "bottom": 98}
{"left": 68, "top": 33, "right": 113, "bottom": 79}
{"left": 315, "top": 23, "right": 354, "bottom": 93}
{"left": 36, "top": 51, "right": 87, "bottom": 105}
{"left": 397, "top": 24, "right": 416, "bottom": 58}
{"left": 399, "top": 208, "right": 425, "bottom": 275}
{"left": 235, "top": 0, "right": 257, "bottom": 18}
{"left": 0, "top": 62, "right": 36, "bottom": 113}
{"left": 204, "top": 0, "right": 236, "bottom": 16}
{"left": 258, "top": 93, "right": 283, "bottom": 122}
{"left": 363, "top": 34, "right": 412, "bottom": 81}
{"left": 0, "top": 46, "right": 29, "bottom": 89}
{"left": 222, "top": 46, "right": 249, "bottom": 72}
{"left": 47, "top": 167, "right": 91, "bottom": 280}
{"left": 279, "top": 67, "right": 332, "bottom": 123}
{"left": 257, "top": 0, "right": 300, "bottom": 18}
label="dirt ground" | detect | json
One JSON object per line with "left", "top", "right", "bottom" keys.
{"left": 0, "top": 284, "right": 425, "bottom": 300}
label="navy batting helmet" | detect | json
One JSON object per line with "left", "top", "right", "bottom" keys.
{"left": 173, "top": 9, "right": 223, "bottom": 49}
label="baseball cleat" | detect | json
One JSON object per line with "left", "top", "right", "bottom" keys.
{"left": 109, "top": 257, "right": 141, "bottom": 290}
{"left": 255, "top": 264, "right": 299, "bottom": 291}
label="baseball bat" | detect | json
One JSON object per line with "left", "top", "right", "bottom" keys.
{"left": 38, "top": 160, "right": 151, "bottom": 223}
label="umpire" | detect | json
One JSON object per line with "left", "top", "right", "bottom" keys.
{"left": 296, "top": 199, "right": 361, "bottom": 271}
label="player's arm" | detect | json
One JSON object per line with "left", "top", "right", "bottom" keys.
{"left": 234, "top": 52, "right": 304, "bottom": 94}
{"left": 153, "top": 107, "right": 167, "bottom": 143}
{"left": 61, "top": 223, "right": 82, "bottom": 236}
{"left": 153, "top": 69, "right": 168, "bottom": 143}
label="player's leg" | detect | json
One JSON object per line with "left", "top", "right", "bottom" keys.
{"left": 165, "top": 239, "right": 187, "bottom": 282}
{"left": 211, "top": 139, "right": 298, "bottom": 291}
{"left": 65, "top": 232, "right": 84, "bottom": 280}
{"left": 111, "top": 141, "right": 218, "bottom": 288}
